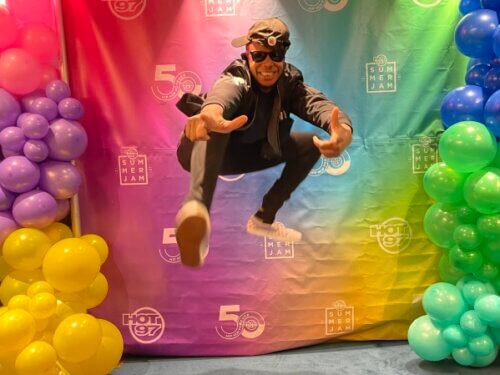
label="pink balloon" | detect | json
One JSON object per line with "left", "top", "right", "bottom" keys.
{"left": 0, "top": 48, "right": 42, "bottom": 95}
{"left": 0, "top": 7, "right": 18, "bottom": 50}
{"left": 39, "top": 64, "right": 59, "bottom": 90}
{"left": 6, "top": 0, "right": 57, "bottom": 29}
{"left": 19, "top": 23, "right": 59, "bottom": 64}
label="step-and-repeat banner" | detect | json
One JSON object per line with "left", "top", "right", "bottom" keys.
{"left": 60, "top": 0, "right": 466, "bottom": 356}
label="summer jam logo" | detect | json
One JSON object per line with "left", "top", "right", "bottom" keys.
{"left": 264, "top": 237, "right": 294, "bottom": 259}
{"left": 412, "top": 0, "right": 443, "bottom": 7}
{"left": 215, "top": 305, "right": 265, "bottom": 340}
{"left": 370, "top": 217, "right": 412, "bottom": 254}
{"left": 309, "top": 152, "right": 351, "bottom": 177}
{"left": 122, "top": 307, "right": 165, "bottom": 344}
{"left": 366, "top": 54, "right": 397, "bottom": 94}
{"left": 151, "top": 64, "right": 202, "bottom": 102}
{"left": 117, "top": 146, "right": 150, "bottom": 185}
{"left": 102, "top": 0, "right": 147, "bottom": 20}
{"left": 159, "top": 228, "right": 180, "bottom": 264}
{"left": 298, "top": 0, "right": 348, "bottom": 12}
{"left": 411, "top": 136, "right": 438, "bottom": 174}
{"left": 325, "top": 300, "right": 354, "bottom": 336}
{"left": 205, "top": 0, "right": 239, "bottom": 16}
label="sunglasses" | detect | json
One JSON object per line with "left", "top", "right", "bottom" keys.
{"left": 248, "top": 50, "right": 285, "bottom": 63}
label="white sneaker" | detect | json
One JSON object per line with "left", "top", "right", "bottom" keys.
{"left": 175, "top": 200, "right": 210, "bottom": 267}
{"left": 246, "top": 215, "right": 302, "bottom": 242}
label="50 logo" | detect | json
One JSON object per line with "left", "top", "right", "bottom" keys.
{"left": 122, "top": 307, "right": 165, "bottom": 344}
{"left": 215, "top": 305, "right": 265, "bottom": 340}
{"left": 151, "top": 64, "right": 202, "bottom": 102}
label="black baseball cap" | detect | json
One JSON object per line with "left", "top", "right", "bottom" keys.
{"left": 231, "top": 17, "right": 290, "bottom": 50}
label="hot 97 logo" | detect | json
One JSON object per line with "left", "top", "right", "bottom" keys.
{"left": 122, "top": 307, "right": 165, "bottom": 344}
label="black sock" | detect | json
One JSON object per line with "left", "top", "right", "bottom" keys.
{"left": 254, "top": 208, "right": 274, "bottom": 224}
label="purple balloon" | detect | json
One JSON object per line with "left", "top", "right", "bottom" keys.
{"left": 45, "top": 80, "right": 71, "bottom": 103}
{"left": 0, "top": 186, "right": 17, "bottom": 210}
{"left": 55, "top": 198, "right": 70, "bottom": 221}
{"left": 0, "top": 211, "right": 19, "bottom": 244}
{"left": 23, "top": 139, "right": 49, "bottom": 162}
{"left": 44, "top": 119, "right": 88, "bottom": 161}
{"left": 58, "top": 97, "right": 84, "bottom": 120}
{"left": 0, "top": 88, "right": 21, "bottom": 129}
{"left": 39, "top": 160, "right": 81, "bottom": 199}
{"left": 30, "top": 97, "right": 58, "bottom": 121}
{"left": 20, "top": 89, "right": 45, "bottom": 112}
{"left": 1, "top": 149, "right": 21, "bottom": 157}
{"left": 17, "top": 113, "right": 49, "bottom": 139}
{"left": 0, "top": 156, "right": 40, "bottom": 193}
{"left": 12, "top": 190, "right": 58, "bottom": 229}
{"left": 0, "top": 126, "right": 26, "bottom": 152}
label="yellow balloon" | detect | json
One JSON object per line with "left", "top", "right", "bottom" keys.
{"left": 7, "top": 294, "right": 31, "bottom": 311}
{"left": 29, "top": 292, "right": 57, "bottom": 320}
{"left": 52, "top": 313, "right": 102, "bottom": 363}
{"left": 41, "top": 223, "right": 73, "bottom": 244}
{"left": 2, "top": 228, "right": 52, "bottom": 271}
{"left": 59, "top": 319, "right": 123, "bottom": 375}
{"left": 15, "top": 340, "right": 58, "bottom": 375}
{"left": 0, "top": 269, "right": 44, "bottom": 306}
{"left": 42, "top": 238, "right": 101, "bottom": 293}
{"left": 80, "top": 234, "right": 109, "bottom": 264}
{"left": 81, "top": 272, "right": 108, "bottom": 309}
{"left": 0, "top": 308, "right": 36, "bottom": 351}
{"left": 47, "top": 300, "right": 74, "bottom": 332}
{"left": 0, "top": 256, "right": 12, "bottom": 281}
{"left": 27, "top": 281, "right": 54, "bottom": 297}
{"left": 0, "top": 307, "right": 7, "bottom": 316}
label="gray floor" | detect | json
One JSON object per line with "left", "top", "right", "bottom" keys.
{"left": 112, "top": 341, "right": 500, "bottom": 374}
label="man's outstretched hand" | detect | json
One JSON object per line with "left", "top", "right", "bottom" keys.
{"left": 312, "top": 108, "right": 352, "bottom": 158}
{"left": 185, "top": 104, "right": 248, "bottom": 141}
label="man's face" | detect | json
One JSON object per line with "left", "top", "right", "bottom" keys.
{"left": 246, "top": 41, "right": 285, "bottom": 89}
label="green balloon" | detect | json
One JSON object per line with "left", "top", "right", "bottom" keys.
{"left": 463, "top": 167, "right": 500, "bottom": 214}
{"left": 477, "top": 214, "right": 500, "bottom": 239}
{"left": 438, "top": 254, "right": 466, "bottom": 284}
{"left": 424, "top": 202, "right": 460, "bottom": 248}
{"left": 473, "top": 261, "right": 499, "bottom": 283}
{"left": 423, "top": 162, "right": 468, "bottom": 203}
{"left": 481, "top": 238, "right": 500, "bottom": 263}
{"left": 439, "top": 121, "right": 497, "bottom": 173}
{"left": 488, "top": 141, "right": 500, "bottom": 168}
{"left": 453, "top": 224, "right": 482, "bottom": 250}
{"left": 455, "top": 203, "right": 481, "bottom": 224}
{"left": 449, "top": 246, "right": 483, "bottom": 274}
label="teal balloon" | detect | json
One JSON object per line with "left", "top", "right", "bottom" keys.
{"left": 439, "top": 121, "right": 497, "bottom": 173}
{"left": 462, "top": 280, "right": 490, "bottom": 306}
{"left": 423, "top": 162, "right": 468, "bottom": 203}
{"left": 424, "top": 202, "right": 460, "bottom": 248}
{"left": 442, "top": 324, "right": 468, "bottom": 348}
{"left": 407, "top": 315, "right": 452, "bottom": 361}
{"left": 490, "top": 326, "right": 500, "bottom": 344}
{"left": 468, "top": 334, "right": 495, "bottom": 356}
{"left": 471, "top": 346, "right": 498, "bottom": 367}
{"left": 422, "top": 282, "right": 467, "bottom": 324}
{"left": 460, "top": 310, "right": 488, "bottom": 337}
{"left": 474, "top": 294, "right": 500, "bottom": 322}
{"left": 438, "top": 254, "right": 466, "bottom": 283}
{"left": 452, "top": 347, "right": 475, "bottom": 366}
{"left": 477, "top": 213, "right": 500, "bottom": 239}
{"left": 453, "top": 224, "right": 482, "bottom": 250}
{"left": 463, "top": 167, "right": 500, "bottom": 214}
{"left": 449, "top": 246, "right": 483, "bottom": 274}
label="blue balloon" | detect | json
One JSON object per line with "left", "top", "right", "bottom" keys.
{"left": 455, "top": 9, "right": 498, "bottom": 58}
{"left": 484, "top": 90, "right": 500, "bottom": 136}
{"left": 460, "top": 0, "right": 482, "bottom": 15}
{"left": 482, "top": 0, "right": 500, "bottom": 11}
{"left": 468, "top": 57, "right": 492, "bottom": 70}
{"left": 484, "top": 67, "right": 500, "bottom": 93}
{"left": 493, "top": 26, "right": 500, "bottom": 57}
{"left": 466, "top": 63, "right": 490, "bottom": 86}
{"left": 440, "top": 85, "right": 485, "bottom": 128}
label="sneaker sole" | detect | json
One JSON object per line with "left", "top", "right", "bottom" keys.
{"left": 176, "top": 216, "right": 207, "bottom": 267}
